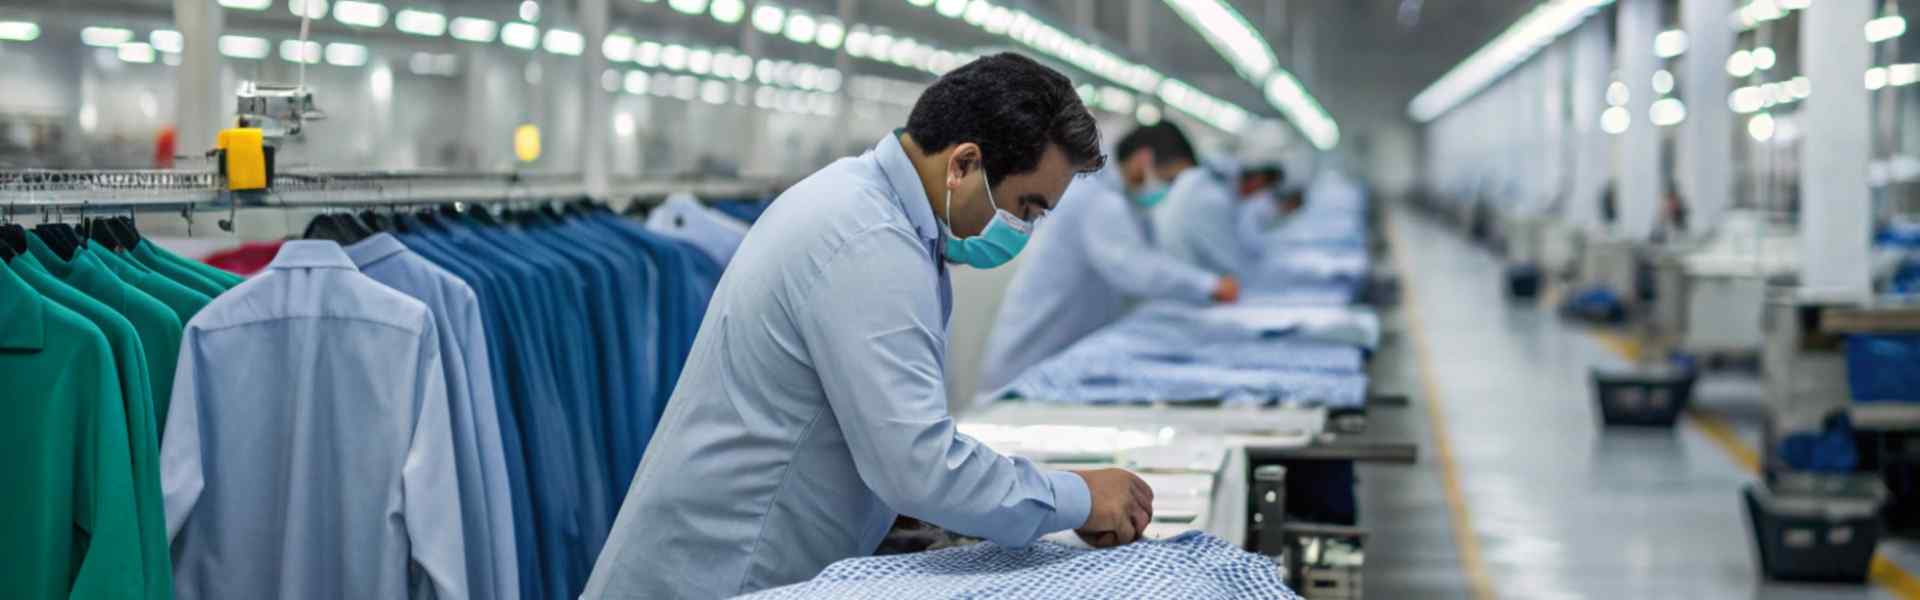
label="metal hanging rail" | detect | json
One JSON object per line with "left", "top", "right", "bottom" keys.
{"left": 0, "top": 169, "right": 780, "bottom": 210}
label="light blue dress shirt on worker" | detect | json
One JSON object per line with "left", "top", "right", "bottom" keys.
{"left": 584, "top": 133, "right": 1092, "bottom": 599}
{"left": 978, "top": 168, "right": 1219, "bottom": 399}
{"left": 161, "top": 240, "right": 469, "bottom": 600}
{"left": 1153, "top": 161, "right": 1262, "bottom": 277}
{"left": 346, "top": 233, "right": 518, "bottom": 600}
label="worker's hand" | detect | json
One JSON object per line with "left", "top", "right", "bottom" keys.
{"left": 1072, "top": 468, "right": 1155, "bottom": 548}
{"left": 1211, "top": 276, "right": 1241, "bottom": 304}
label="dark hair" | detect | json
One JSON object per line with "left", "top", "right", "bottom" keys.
{"left": 904, "top": 53, "right": 1106, "bottom": 181}
{"left": 1114, "top": 122, "right": 1197, "bottom": 168}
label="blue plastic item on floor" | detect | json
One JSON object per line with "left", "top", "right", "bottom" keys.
{"left": 1777, "top": 413, "right": 1859, "bottom": 473}
{"left": 737, "top": 531, "right": 1301, "bottom": 600}
{"left": 1561, "top": 286, "right": 1626, "bottom": 323}
{"left": 1845, "top": 334, "right": 1920, "bottom": 403}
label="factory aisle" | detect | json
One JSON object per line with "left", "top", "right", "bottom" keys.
{"left": 1370, "top": 208, "right": 1920, "bottom": 599}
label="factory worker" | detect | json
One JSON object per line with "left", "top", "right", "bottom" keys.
{"left": 1150, "top": 159, "right": 1295, "bottom": 276}
{"left": 584, "top": 53, "right": 1156, "bottom": 599}
{"left": 978, "top": 122, "right": 1239, "bottom": 397}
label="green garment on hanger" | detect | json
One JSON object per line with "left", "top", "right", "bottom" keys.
{"left": 128, "top": 242, "right": 225, "bottom": 297}
{"left": 142, "top": 240, "right": 246, "bottom": 288}
{"left": 87, "top": 245, "right": 213, "bottom": 325}
{"left": 23, "top": 235, "right": 187, "bottom": 430}
{"left": 0, "top": 260, "right": 148, "bottom": 600}
{"left": 8, "top": 257, "right": 174, "bottom": 600}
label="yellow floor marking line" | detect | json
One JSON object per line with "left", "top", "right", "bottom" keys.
{"left": 1386, "top": 216, "right": 1497, "bottom": 600}
{"left": 1587, "top": 329, "right": 1920, "bottom": 599}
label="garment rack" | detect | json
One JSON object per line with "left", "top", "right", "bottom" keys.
{"left": 0, "top": 169, "right": 781, "bottom": 211}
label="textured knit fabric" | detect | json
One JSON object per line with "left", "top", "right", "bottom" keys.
{"left": 737, "top": 531, "right": 1300, "bottom": 600}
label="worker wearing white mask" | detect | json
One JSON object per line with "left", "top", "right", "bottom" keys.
{"left": 584, "top": 54, "right": 1155, "bottom": 600}
{"left": 978, "top": 122, "right": 1239, "bottom": 397}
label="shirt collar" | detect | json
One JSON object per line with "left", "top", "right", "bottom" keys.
{"left": 0, "top": 262, "right": 47, "bottom": 352}
{"left": 343, "top": 233, "right": 409, "bottom": 270}
{"left": 874, "top": 132, "right": 941, "bottom": 246}
{"left": 268, "top": 240, "right": 358, "bottom": 271}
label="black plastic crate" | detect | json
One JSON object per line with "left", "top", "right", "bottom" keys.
{"left": 1506, "top": 264, "right": 1541, "bottom": 299}
{"left": 1591, "top": 367, "right": 1694, "bottom": 427}
{"left": 1743, "top": 482, "right": 1885, "bottom": 582}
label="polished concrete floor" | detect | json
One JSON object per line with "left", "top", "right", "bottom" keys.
{"left": 1360, "top": 209, "right": 1920, "bottom": 599}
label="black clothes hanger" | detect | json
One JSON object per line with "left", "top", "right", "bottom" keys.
{"left": 302, "top": 213, "right": 367, "bottom": 245}
{"left": 111, "top": 215, "right": 143, "bottom": 249}
{"left": 85, "top": 218, "right": 123, "bottom": 251}
{"left": 359, "top": 209, "right": 391, "bottom": 232}
{"left": 0, "top": 223, "right": 28, "bottom": 256}
{"left": 34, "top": 223, "right": 82, "bottom": 261}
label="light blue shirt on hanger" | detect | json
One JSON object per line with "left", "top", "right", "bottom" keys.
{"left": 584, "top": 133, "right": 1091, "bottom": 599}
{"left": 162, "top": 240, "right": 469, "bottom": 600}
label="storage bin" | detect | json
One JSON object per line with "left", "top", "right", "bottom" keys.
{"left": 1845, "top": 335, "right": 1920, "bottom": 403}
{"left": 1591, "top": 366, "right": 1694, "bottom": 426}
{"left": 1743, "top": 476, "right": 1886, "bottom": 582}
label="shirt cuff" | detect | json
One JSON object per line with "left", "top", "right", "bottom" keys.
{"left": 1040, "top": 470, "right": 1092, "bottom": 534}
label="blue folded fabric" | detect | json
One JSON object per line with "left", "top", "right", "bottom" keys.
{"left": 737, "top": 531, "right": 1300, "bottom": 600}
{"left": 998, "top": 305, "right": 1369, "bottom": 408}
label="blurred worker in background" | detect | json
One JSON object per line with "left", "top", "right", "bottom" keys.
{"left": 978, "top": 122, "right": 1239, "bottom": 397}
{"left": 584, "top": 53, "right": 1155, "bottom": 599}
{"left": 1151, "top": 154, "right": 1291, "bottom": 277}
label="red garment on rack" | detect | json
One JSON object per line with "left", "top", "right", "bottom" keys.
{"left": 203, "top": 240, "right": 286, "bottom": 276}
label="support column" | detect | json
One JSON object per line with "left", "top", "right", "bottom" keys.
{"left": 581, "top": 0, "right": 610, "bottom": 197}
{"left": 1616, "top": 0, "right": 1661, "bottom": 239}
{"left": 1800, "top": 0, "right": 1874, "bottom": 301}
{"left": 1128, "top": 0, "right": 1150, "bottom": 56}
{"left": 1682, "top": 0, "right": 1734, "bottom": 230}
{"left": 172, "top": 0, "right": 224, "bottom": 154}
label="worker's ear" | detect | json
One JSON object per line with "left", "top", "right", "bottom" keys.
{"left": 945, "top": 142, "right": 983, "bottom": 190}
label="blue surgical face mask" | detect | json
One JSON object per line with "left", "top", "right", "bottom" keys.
{"left": 1131, "top": 172, "right": 1170, "bottom": 208}
{"left": 942, "top": 174, "right": 1037, "bottom": 269}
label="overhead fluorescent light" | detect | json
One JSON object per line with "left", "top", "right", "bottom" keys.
{"left": 1748, "top": 112, "right": 1775, "bottom": 141}
{"left": 1867, "top": 15, "right": 1907, "bottom": 43}
{"left": 635, "top": 41, "right": 662, "bottom": 66}
{"left": 785, "top": 13, "right": 816, "bottom": 44}
{"left": 150, "top": 30, "right": 183, "bottom": 53}
{"left": 290, "top": 0, "right": 328, "bottom": 19}
{"left": 752, "top": 4, "right": 784, "bottom": 34}
{"left": 395, "top": 9, "right": 446, "bottom": 36}
{"left": 81, "top": 26, "right": 135, "bottom": 48}
{"left": 333, "top": 0, "right": 389, "bottom": 28}
{"left": 1600, "top": 105, "right": 1630, "bottom": 134}
{"left": 501, "top": 22, "right": 538, "bottom": 49}
{"left": 219, "top": 35, "right": 270, "bottom": 59}
{"left": 1162, "top": 0, "right": 1275, "bottom": 81}
{"left": 542, "top": 28, "right": 583, "bottom": 55}
{"left": 1263, "top": 72, "right": 1338, "bottom": 149}
{"left": 710, "top": 0, "right": 745, "bottom": 23}
{"left": 669, "top": 0, "right": 708, "bottom": 16}
{"left": 603, "top": 33, "right": 634, "bottom": 61}
{"left": 520, "top": 0, "right": 539, "bottom": 22}
{"left": 1409, "top": 0, "right": 1615, "bottom": 123}
{"left": 450, "top": 17, "right": 497, "bottom": 42}
{"left": 1653, "top": 29, "right": 1687, "bottom": 58}
{"left": 816, "top": 19, "right": 844, "bottom": 49}
{"left": 118, "top": 42, "right": 156, "bottom": 64}
{"left": 324, "top": 42, "right": 367, "bottom": 66}
{"left": 935, "top": 0, "right": 967, "bottom": 18}
{"left": 0, "top": 21, "right": 40, "bottom": 42}
{"left": 1649, "top": 97, "right": 1685, "bottom": 126}
{"left": 218, "top": 0, "right": 272, "bottom": 11}
{"left": 661, "top": 44, "right": 687, "bottom": 70}
{"left": 280, "top": 39, "right": 321, "bottom": 63}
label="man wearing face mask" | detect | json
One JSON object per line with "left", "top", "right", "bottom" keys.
{"left": 1152, "top": 156, "right": 1292, "bottom": 277}
{"left": 583, "top": 53, "right": 1155, "bottom": 599}
{"left": 977, "top": 122, "right": 1239, "bottom": 397}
